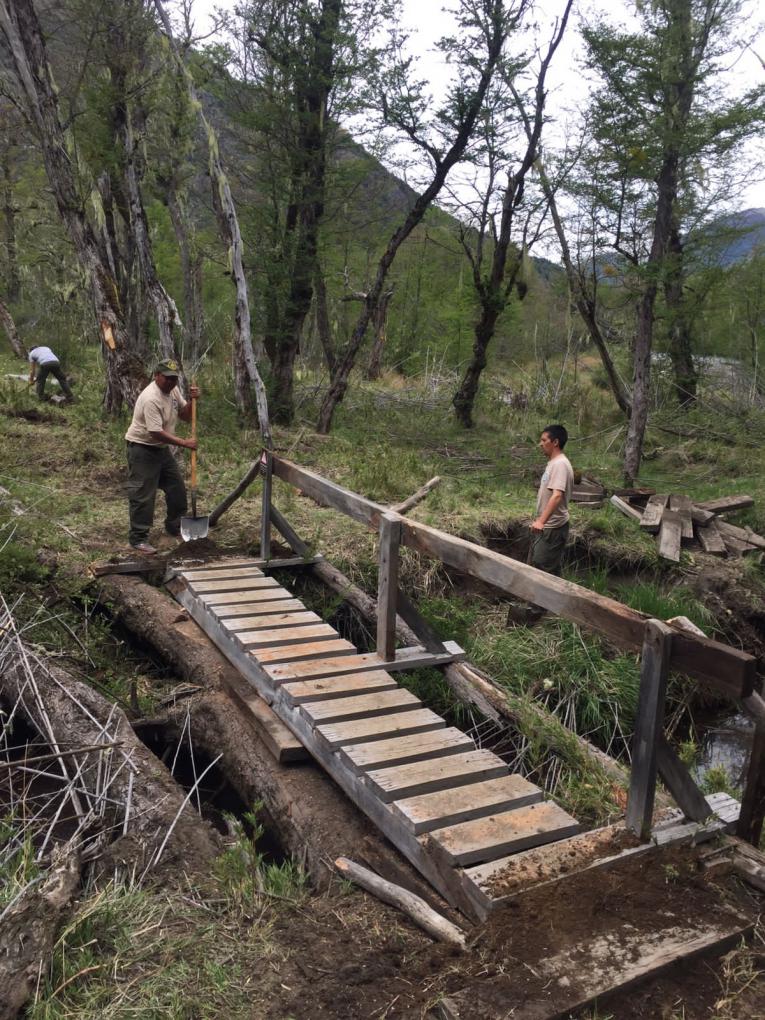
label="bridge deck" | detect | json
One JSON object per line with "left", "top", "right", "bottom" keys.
{"left": 168, "top": 558, "right": 581, "bottom": 917}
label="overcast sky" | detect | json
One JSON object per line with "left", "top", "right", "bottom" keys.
{"left": 189, "top": 0, "right": 765, "bottom": 212}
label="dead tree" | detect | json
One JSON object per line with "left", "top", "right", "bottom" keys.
{"left": 0, "top": 0, "right": 145, "bottom": 410}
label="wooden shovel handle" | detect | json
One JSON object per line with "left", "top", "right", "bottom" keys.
{"left": 190, "top": 390, "right": 197, "bottom": 490}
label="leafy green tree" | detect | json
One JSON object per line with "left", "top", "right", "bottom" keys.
{"left": 582, "top": 0, "right": 765, "bottom": 482}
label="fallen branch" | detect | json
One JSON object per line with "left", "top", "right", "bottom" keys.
{"left": 334, "top": 857, "right": 467, "bottom": 949}
{"left": 390, "top": 476, "right": 441, "bottom": 515}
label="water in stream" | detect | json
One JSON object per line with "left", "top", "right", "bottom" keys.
{"left": 693, "top": 711, "right": 754, "bottom": 792}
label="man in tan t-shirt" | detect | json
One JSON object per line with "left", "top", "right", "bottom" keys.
{"left": 530, "top": 423, "right": 574, "bottom": 576}
{"left": 124, "top": 359, "right": 198, "bottom": 554}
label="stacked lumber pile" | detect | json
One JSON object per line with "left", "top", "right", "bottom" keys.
{"left": 571, "top": 475, "right": 607, "bottom": 507}
{"left": 610, "top": 492, "right": 765, "bottom": 563}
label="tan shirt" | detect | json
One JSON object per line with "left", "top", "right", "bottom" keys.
{"left": 125, "top": 381, "right": 187, "bottom": 446}
{"left": 536, "top": 453, "right": 573, "bottom": 529}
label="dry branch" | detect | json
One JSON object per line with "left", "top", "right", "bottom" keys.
{"left": 390, "top": 476, "right": 441, "bottom": 515}
{"left": 335, "top": 856, "right": 467, "bottom": 948}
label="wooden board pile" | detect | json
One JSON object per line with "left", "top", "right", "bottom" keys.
{"left": 610, "top": 492, "right": 765, "bottom": 563}
{"left": 571, "top": 475, "right": 607, "bottom": 507}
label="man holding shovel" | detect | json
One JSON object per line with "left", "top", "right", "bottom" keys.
{"left": 124, "top": 359, "right": 198, "bottom": 554}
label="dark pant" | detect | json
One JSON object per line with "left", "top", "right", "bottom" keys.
{"left": 36, "top": 361, "right": 73, "bottom": 401}
{"left": 126, "top": 442, "right": 187, "bottom": 545}
{"left": 530, "top": 522, "right": 570, "bottom": 576}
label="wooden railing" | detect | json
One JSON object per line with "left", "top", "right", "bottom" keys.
{"left": 261, "top": 455, "right": 764, "bottom": 844}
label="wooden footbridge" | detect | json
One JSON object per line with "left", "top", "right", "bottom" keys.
{"left": 165, "top": 455, "right": 765, "bottom": 924}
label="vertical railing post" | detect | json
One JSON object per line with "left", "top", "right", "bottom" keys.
{"left": 260, "top": 450, "right": 272, "bottom": 561}
{"left": 737, "top": 721, "right": 765, "bottom": 846}
{"left": 626, "top": 619, "right": 674, "bottom": 840}
{"left": 377, "top": 511, "right": 401, "bottom": 661}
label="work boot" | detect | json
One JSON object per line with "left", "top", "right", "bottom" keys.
{"left": 130, "top": 541, "right": 157, "bottom": 555}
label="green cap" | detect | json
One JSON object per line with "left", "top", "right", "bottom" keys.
{"left": 155, "top": 358, "right": 180, "bottom": 377}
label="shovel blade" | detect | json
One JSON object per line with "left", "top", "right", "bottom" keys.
{"left": 180, "top": 515, "right": 210, "bottom": 542}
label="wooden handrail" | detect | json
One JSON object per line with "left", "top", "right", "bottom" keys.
{"left": 271, "top": 455, "right": 756, "bottom": 699}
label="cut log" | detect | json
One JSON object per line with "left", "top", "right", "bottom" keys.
{"left": 0, "top": 845, "right": 80, "bottom": 1020}
{"left": 334, "top": 857, "right": 467, "bottom": 949}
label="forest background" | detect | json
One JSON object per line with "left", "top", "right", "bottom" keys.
{"left": 1, "top": 0, "right": 765, "bottom": 485}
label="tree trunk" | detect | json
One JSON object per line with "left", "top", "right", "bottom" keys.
{"left": 0, "top": 296, "right": 24, "bottom": 356}
{"left": 0, "top": 844, "right": 81, "bottom": 1020}
{"left": 267, "top": 0, "right": 341, "bottom": 425}
{"left": 153, "top": 0, "right": 272, "bottom": 448}
{"left": 166, "top": 186, "right": 203, "bottom": 366}
{"left": 453, "top": 309, "right": 500, "bottom": 426}
{"left": 0, "top": 0, "right": 145, "bottom": 411}
{"left": 316, "top": 3, "right": 508, "bottom": 434}
{"left": 1, "top": 136, "right": 19, "bottom": 303}
{"left": 365, "top": 287, "right": 394, "bottom": 380}
{"left": 313, "top": 261, "right": 336, "bottom": 374}
{"left": 122, "top": 105, "right": 184, "bottom": 371}
{"left": 664, "top": 222, "right": 697, "bottom": 408}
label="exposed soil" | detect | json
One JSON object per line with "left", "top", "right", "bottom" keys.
{"left": 250, "top": 845, "right": 764, "bottom": 1019}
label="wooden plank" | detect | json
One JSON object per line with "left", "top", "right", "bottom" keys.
{"left": 300, "top": 688, "right": 422, "bottom": 726}
{"left": 393, "top": 775, "right": 543, "bottom": 835}
{"left": 188, "top": 576, "right": 280, "bottom": 595}
{"left": 271, "top": 456, "right": 756, "bottom": 698}
{"left": 281, "top": 670, "right": 399, "bottom": 705}
{"left": 657, "top": 736, "right": 712, "bottom": 822}
{"left": 234, "top": 622, "right": 339, "bottom": 649}
{"left": 715, "top": 519, "right": 765, "bottom": 551}
{"left": 439, "top": 915, "right": 753, "bottom": 1020}
{"left": 363, "top": 750, "right": 508, "bottom": 803}
{"left": 657, "top": 509, "right": 682, "bottom": 562}
{"left": 695, "top": 494, "right": 754, "bottom": 513}
{"left": 261, "top": 450, "right": 272, "bottom": 560}
{"left": 212, "top": 599, "right": 306, "bottom": 619}
{"left": 697, "top": 522, "right": 727, "bottom": 555}
{"left": 639, "top": 493, "right": 669, "bottom": 533}
{"left": 269, "top": 503, "right": 312, "bottom": 558}
{"left": 253, "top": 638, "right": 356, "bottom": 664}
{"left": 464, "top": 793, "right": 740, "bottom": 920}
{"left": 222, "top": 610, "right": 321, "bottom": 631}
{"left": 167, "top": 584, "right": 485, "bottom": 917}
{"left": 180, "top": 563, "right": 265, "bottom": 580}
{"left": 691, "top": 505, "right": 716, "bottom": 526}
{"left": 219, "top": 670, "right": 308, "bottom": 763}
{"left": 200, "top": 587, "right": 295, "bottom": 607}
{"left": 341, "top": 727, "right": 474, "bottom": 773}
{"left": 316, "top": 709, "right": 446, "bottom": 750}
{"left": 610, "top": 494, "right": 643, "bottom": 522}
{"left": 430, "top": 801, "right": 581, "bottom": 867}
{"left": 722, "top": 534, "right": 760, "bottom": 555}
{"left": 377, "top": 512, "right": 401, "bottom": 660}
{"left": 262, "top": 642, "right": 464, "bottom": 684}
{"left": 669, "top": 494, "right": 694, "bottom": 540}
{"left": 91, "top": 558, "right": 164, "bottom": 576}
{"left": 626, "top": 620, "right": 673, "bottom": 839}
{"left": 395, "top": 588, "right": 447, "bottom": 654}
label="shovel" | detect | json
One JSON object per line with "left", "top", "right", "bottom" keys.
{"left": 180, "top": 388, "right": 209, "bottom": 542}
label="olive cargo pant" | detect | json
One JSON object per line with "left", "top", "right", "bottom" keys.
{"left": 126, "top": 442, "right": 187, "bottom": 546}
{"left": 530, "top": 521, "right": 569, "bottom": 576}
{"left": 36, "top": 361, "right": 73, "bottom": 401}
